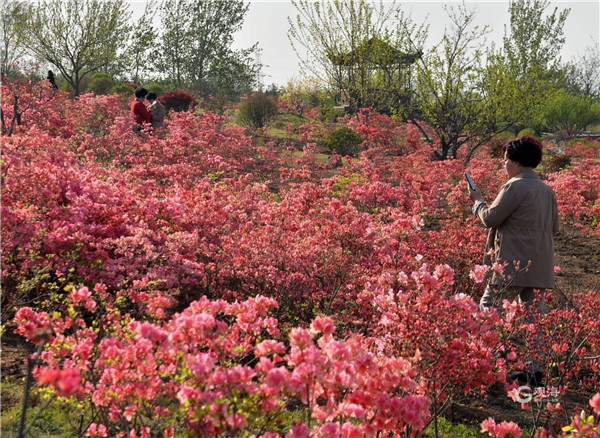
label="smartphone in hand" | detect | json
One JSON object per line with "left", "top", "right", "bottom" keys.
{"left": 465, "top": 172, "right": 477, "bottom": 191}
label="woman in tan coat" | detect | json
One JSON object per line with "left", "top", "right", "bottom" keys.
{"left": 469, "top": 136, "right": 560, "bottom": 311}
{"left": 146, "top": 92, "right": 165, "bottom": 129}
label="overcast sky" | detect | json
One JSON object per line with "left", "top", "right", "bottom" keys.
{"left": 132, "top": 0, "right": 600, "bottom": 87}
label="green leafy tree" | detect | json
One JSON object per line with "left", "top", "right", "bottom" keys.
{"left": 406, "top": 4, "right": 505, "bottom": 161}
{"left": 543, "top": 90, "right": 600, "bottom": 139}
{"left": 122, "top": 0, "right": 158, "bottom": 85}
{"left": 282, "top": 76, "right": 329, "bottom": 116}
{"left": 158, "top": 0, "right": 258, "bottom": 99}
{"left": 405, "top": 2, "right": 573, "bottom": 162}
{"left": 503, "top": 0, "right": 570, "bottom": 79}
{"left": 325, "top": 126, "right": 363, "bottom": 157}
{"left": 16, "top": 0, "right": 131, "bottom": 96}
{"left": 501, "top": 0, "right": 570, "bottom": 132}
{"left": 87, "top": 72, "right": 115, "bottom": 95}
{"left": 0, "top": 0, "right": 28, "bottom": 77}
{"left": 288, "top": 0, "right": 426, "bottom": 113}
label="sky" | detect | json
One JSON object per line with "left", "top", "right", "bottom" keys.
{"left": 132, "top": 0, "right": 600, "bottom": 87}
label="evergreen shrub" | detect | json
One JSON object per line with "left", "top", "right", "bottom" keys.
{"left": 325, "top": 127, "right": 363, "bottom": 157}
{"left": 237, "top": 92, "right": 278, "bottom": 130}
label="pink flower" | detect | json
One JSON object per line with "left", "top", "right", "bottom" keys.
{"left": 123, "top": 405, "right": 135, "bottom": 422}
{"left": 469, "top": 264, "right": 489, "bottom": 283}
{"left": 286, "top": 422, "right": 309, "bottom": 438}
{"left": 55, "top": 367, "right": 82, "bottom": 396}
{"left": 341, "top": 421, "right": 363, "bottom": 438}
{"left": 318, "top": 422, "right": 340, "bottom": 438}
{"left": 255, "top": 340, "right": 286, "bottom": 357}
{"left": 310, "top": 316, "right": 335, "bottom": 335}
{"left": 481, "top": 418, "right": 521, "bottom": 438}
{"left": 289, "top": 328, "right": 312, "bottom": 349}
{"left": 265, "top": 368, "right": 288, "bottom": 391}
{"left": 433, "top": 264, "right": 454, "bottom": 284}
{"left": 38, "top": 367, "right": 81, "bottom": 396}
{"left": 554, "top": 265, "right": 562, "bottom": 273}
{"left": 70, "top": 286, "right": 91, "bottom": 304}
{"left": 86, "top": 423, "right": 108, "bottom": 437}
{"left": 338, "top": 402, "right": 366, "bottom": 418}
{"left": 590, "top": 393, "right": 600, "bottom": 415}
{"left": 492, "top": 263, "right": 504, "bottom": 274}
{"left": 226, "top": 413, "right": 247, "bottom": 429}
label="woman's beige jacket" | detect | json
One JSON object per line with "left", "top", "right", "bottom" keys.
{"left": 473, "top": 170, "right": 560, "bottom": 288}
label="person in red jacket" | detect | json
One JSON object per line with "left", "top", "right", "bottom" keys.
{"left": 131, "top": 87, "right": 151, "bottom": 132}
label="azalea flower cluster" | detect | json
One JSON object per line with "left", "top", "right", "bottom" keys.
{"left": 15, "top": 290, "right": 431, "bottom": 437}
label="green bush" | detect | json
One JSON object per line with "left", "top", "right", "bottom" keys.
{"left": 544, "top": 153, "right": 572, "bottom": 172}
{"left": 517, "top": 128, "right": 537, "bottom": 138}
{"left": 236, "top": 92, "right": 278, "bottom": 130}
{"left": 87, "top": 72, "right": 115, "bottom": 95}
{"left": 146, "top": 81, "right": 165, "bottom": 96}
{"left": 325, "top": 127, "right": 363, "bottom": 157}
{"left": 111, "top": 84, "right": 136, "bottom": 95}
{"left": 320, "top": 104, "right": 347, "bottom": 122}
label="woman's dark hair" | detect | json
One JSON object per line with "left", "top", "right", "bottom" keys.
{"left": 134, "top": 87, "right": 148, "bottom": 98}
{"left": 147, "top": 92, "right": 157, "bottom": 100}
{"left": 502, "top": 135, "right": 543, "bottom": 168}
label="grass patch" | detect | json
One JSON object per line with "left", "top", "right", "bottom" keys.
{"left": 268, "top": 127, "right": 290, "bottom": 139}
{"left": 422, "top": 416, "right": 532, "bottom": 438}
{"left": 1, "top": 382, "right": 75, "bottom": 437}
{"left": 290, "top": 150, "right": 331, "bottom": 164}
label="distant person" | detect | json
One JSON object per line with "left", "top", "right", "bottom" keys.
{"left": 146, "top": 92, "right": 165, "bottom": 129}
{"left": 47, "top": 70, "right": 58, "bottom": 89}
{"left": 469, "top": 135, "right": 560, "bottom": 311}
{"left": 131, "top": 87, "right": 151, "bottom": 132}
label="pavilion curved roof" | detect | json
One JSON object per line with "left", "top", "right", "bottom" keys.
{"left": 328, "top": 37, "right": 421, "bottom": 66}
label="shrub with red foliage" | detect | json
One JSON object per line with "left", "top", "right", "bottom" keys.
{"left": 158, "top": 90, "right": 197, "bottom": 113}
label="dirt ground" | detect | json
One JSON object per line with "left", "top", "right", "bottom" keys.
{"left": 1, "top": 225, "right": 599, "bottom": 432}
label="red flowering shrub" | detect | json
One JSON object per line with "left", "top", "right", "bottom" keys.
{"left": 3, "top": 78, "right": 600, "bottom": 436}
{"left": 15, "top": 289, "right": 431, "bottom": 437}
{"left": 546, "top": 159, "right": 600, "bottom": 234}
{"left": 565, "top": 139, "right": 600, "bottom": 160}
{"left": 158, "top": 90, "right": 197, "bottom": 113}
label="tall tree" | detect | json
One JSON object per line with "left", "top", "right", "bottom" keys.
{"left": 17, "top": 0, "right": 131, "bottom": 96}
{"left": 503, "top": 0, "right": 570, "bottom": 79}
{"left": 566, "top": 44, "right": 600, "bottom": 99}
{"left": 122, "top": 0, "right": 158, "bottom": 85}
{"left": 407, "top": 4, "right": 492, "bottom": 160}
{"left": 158, "top": 0, "right": 258, "bottom": 99}
{"left": 404, "top": 4, "right": 535, "bottom": 162}
{"left": 288, "top": 0, "right": 426, "bottom": 113}
{"left": 501, "top": 0, "right": 570, "bottom": 132}
{"left": 0, "top": 0, "right": 28, "bottom": 77}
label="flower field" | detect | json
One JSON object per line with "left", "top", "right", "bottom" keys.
{"left": 2, "top": 81, "right": 600, "bottom": 437}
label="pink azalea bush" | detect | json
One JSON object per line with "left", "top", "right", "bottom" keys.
{"left": 3, "top": 78, "right": 600, "bottom": 436}
{"left": 15, "top": 290, "right": 431, "bottom": 436}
